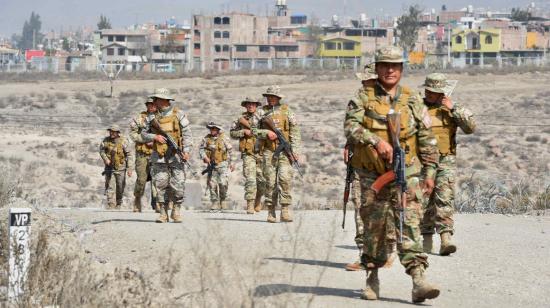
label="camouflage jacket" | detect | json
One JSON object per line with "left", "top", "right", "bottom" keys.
{"left": 229, "top": 109, "right": 265, "bottom": 139}
{"left": 130, "top": 111, "right": 156, "bottom": 144}
{"left": 198, "top": 132, "right": 234, "bottom": 167}
{"left": 99, "top": 136, "right": 133, "bottom": 171}
{"left": 344, "top": 83, "right": 439, "bottom": 180}
{"left": 256, "top": 103, "right": 302, "bottom": 156}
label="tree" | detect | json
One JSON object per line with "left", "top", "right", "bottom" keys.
{"left": 97, "top": 15, "right": 112, "bottom": 30}
{"left": 62, "top": 37, "right": 70, "bottom": 51}
{"left": 17, "top": 12, "right": 43, "bottom": 50}
{"left": 396, "top": 5, "right": 422, "bottom": 53}
{"left": 511, "top": 8, "right": 531, "bottom": 22}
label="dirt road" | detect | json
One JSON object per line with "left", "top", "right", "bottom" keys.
{"left": 48, "top": 208, "right": 550, "bottom": 307}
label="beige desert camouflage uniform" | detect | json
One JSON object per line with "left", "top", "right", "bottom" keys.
{"left": 345, "top": 82, "right": 440, "bottom": 273}
{"left": 199, "top": 130, "right": 234, "bottom": 204}
{"left": 130, "top": 111, "right": 158, "bottom": 207}
{"left": 229, "top": 109, "right": 266, "bottom": 202}
{"left": 99, "top": 133, "right": 133, "bottom": 208}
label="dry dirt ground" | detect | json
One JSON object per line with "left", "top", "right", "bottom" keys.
{"left": 46, "top": 208, "right": 550, "bottom": 307}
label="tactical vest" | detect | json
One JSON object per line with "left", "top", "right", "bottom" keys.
{"left": 152, "top": 107, "right": 182, "bottom": 157}
{"left": 238, "top": 112, "right": 257, "bottom": 154}
{"left": 352, "top": 86, "right": 418, "bottom": 174}
{"left": 428, "top": 106, "right": 457, "bottom": 155}
{"left": 262, "top": 104, "right": 290, "bottom": 152}
{"left": 103, "top": 138, "right": 126, "bottom": 170}
{"left": 135, "top": 112, "right": 153, "bottom": 155}
{"left": 205, "top": 133, "right": 228, "bottom": 164}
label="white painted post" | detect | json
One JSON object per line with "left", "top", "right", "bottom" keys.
{"left": 8, "top": 208, "right": 32, "bottom": 301}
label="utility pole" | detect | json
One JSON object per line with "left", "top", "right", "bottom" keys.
{"left": 32, "top": 29, "right": 36, "bottom": 49}
{"left": 447, "top": 22, "right": 451, "bottom": 64}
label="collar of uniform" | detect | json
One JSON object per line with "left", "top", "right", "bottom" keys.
{"left": 374, "top": 81, "right": 402, "bottom": 103}
{"left": 158, "top": 105, "right": 174, "bottom": 117}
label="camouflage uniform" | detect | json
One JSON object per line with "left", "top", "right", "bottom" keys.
{"left": 99, "top": 125, "right": 133, "bottom": 209}
{"left": 229, "top": 97, "right": 266, "bottom": 213}
{"left": 129, "top": 102, "right": 158, "bottom": 212}
{"left": 419, "top": 73, "right": 476, "bottom": 255}
{"left": 142, "top": 88, "right": 193, "bottom": 223}
{"left": 199, "top": 123, "right": 234, "bottom": 210}
{"left": 345, "top": 46, "right": 440, "bottom": 303}
{"left": 257, "top": 86, "right": 301, "bottom": 223}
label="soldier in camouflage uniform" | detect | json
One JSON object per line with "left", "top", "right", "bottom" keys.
{"left": 141, "top": 88, "right": 193, "bottom": 223}
{"left": 99, "top": 125, "right": 133, "bottom": 209}
{"left": 345, "top": 64, "right": 379, "bottom": 271}
{"left": 199, "top": 122, "right": 235, "bottom": 212}
{"left": 420, "top": 73, "right": 476, "bottom": 256}
{"left": 229, "top": 97, "right": 266, "bottom": 214}
{"left": 344, "top": 46, "right": 441, "bottom": 303}
{"left": 129, "top": 98, "right": 158, "bottom": 212}
{"left": 257, "top": 86, "right": 301, "bottom": 223}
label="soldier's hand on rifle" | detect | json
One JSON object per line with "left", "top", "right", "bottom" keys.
{"left": 203, "top": 157, "right": 211, "bottom": 164}
{"left": 154, "top": 135, "right": 167, "bottom": 144}
{"left": 230, "top": 164, "right": 235, "bottom": 172}
{"left": 375, "top": 140, "right": 394, "bottom": 163}
{"left": 422, "top": 178, "right": 435, "bottom": 197}
{"left": 441, "top": 97, "right": 454, "bottom": 110}
{"left": 243, "top": 129, "right": 252, "bottom": 137}
{"left": 127, "top": 170, "right": 133, "bottom": 177}
{"left": 267, "top": 131, "right": 277, "bottom": 141}
{"left": 343, "top": 146, "right": 350, "bottom": 164}
{"left": 182, "top": 152, "right": 190, "bottom": 161}
{"left": 105, "top": 159, "right": 112, "bottom": 166}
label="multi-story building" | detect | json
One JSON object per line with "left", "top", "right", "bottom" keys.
{"left": 150, "top": 28, "right": 190, "bottom": 72}
{"left": 99, "top": 29, "right": 150, "bottom": 71}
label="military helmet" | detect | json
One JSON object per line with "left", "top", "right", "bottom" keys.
{"left": 375, "top": 45, "right": 405, "bottom": 63}
{"left": 355, "top": 63, "right": 378, "bottom": 81}
{"left": 149, "top": 88, "right": 174, "bottom": 101}
{"left": 145, "top": 97, "right": 154, "bottom": 105}
{"left": 206, "top": 121, "right": 223, "bottom": 131}
{"left": 422, "top": 73, "right": 449, "bottom": 94}
{"left": 241, "top": 96, "right": 262, "bottom": 107}
{"left": 108, "top": 124, "right": 121, "bottom": 132}
{"left": 262, "top": 85, "right": 284, "bottom": 99}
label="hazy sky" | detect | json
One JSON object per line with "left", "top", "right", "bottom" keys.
{"left": 0, "top": 0, "right": 537, "bottom": 37}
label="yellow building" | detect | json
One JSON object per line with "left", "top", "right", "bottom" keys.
{"left": 451, "top": 28, "right": 501, "bottom": 53}
{"left": 319, "top": 37, "right": 361, "bottom": 58}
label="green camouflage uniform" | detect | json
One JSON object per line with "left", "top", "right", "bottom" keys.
{"left": 229, "top": 108, "right": 266, "bottom": 202}
{"left": 420, "top": 74, "right": 476, "bottom": 236}
{"left": 199, "top": 128, "right": 234, "bottom": 205}
{"left": 99, "top": 129, "right": 133, "bottom": 208}
{"left": 345, "top": 81, "right": 440, "bottom": 273}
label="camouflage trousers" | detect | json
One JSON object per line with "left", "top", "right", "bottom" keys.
{"left": 207, "top": 162, "right": 229, "bottom": 202}
{"left": 134, "top": 152, "right": 157, "bottom": 200}
{"left": 262, "top": 150, "right": 293, "bottom": 208}
{"left": 421, "top": 155, "right": 456, "bottom": 235}
{"left": 351, "top": 170, "right": 364, "bottom": 249}
{"left": 357, "top": 169, "right": 428, "bottom": 273}
{"left": 151, "top": 160, "right": 186, "bottom": 206}
{"left": 242, "top": 153, "right": 265, "bottom": 201}
{"left": 105, "top": 170, "right": 126, "bottom": 208}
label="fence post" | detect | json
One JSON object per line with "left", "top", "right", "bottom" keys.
{"left": 285, "top": 58, "right": 290, "bottom": 68}
{"left": 517, "top": 55, "right": 521, "bottom": 66}
{"left": 268, "top": 58, "right": 273, "bottom": 70}
{"left": 497, "top": 54, "right": 502, "bottom": 68}
{"left": 251, "top": 58, "right": 256, "bottom": 71}
{"left": 302, "top": 57, "right": 306, "bottom": 69}
{"left": 480, "top": 53, "right": 484, "bottom": 68}
{"left": 353, "top": 57, "right": 358, "bottom": 71}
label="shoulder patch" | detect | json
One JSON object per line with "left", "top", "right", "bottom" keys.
{"left": 421, "top": 106, "right": 432, "bottom": 128}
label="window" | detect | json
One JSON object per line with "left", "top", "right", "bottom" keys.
{"left": 153, "top": 46, "right": 161, "bottom": 52}
{"left": 275, "top": 46, "right": 298, "bottom": 52}
{"left": 222, "top": 31, "right": 230, "bottom": 38}
{"left": 222, "top": 45, "right": 229, "bottom": 52}
{"left": 194, "top": 43, "right": 200, "bottom": 50}
{"left": 214, "top": 45, "right": 221, "bottom": 53}
{"left": 325, "top": 42, "right": 336, "bottom": 50}
{"left": 214, "top": 31, "right": 221, "bottom": 38}
{"left": 194, "top": 30, "right": 200, "bottom": 36}
{"left": 259, "top": 45, "right": 270, "bottom": 53}
{"left": 106, "top": 48, "right": 114, "bottom": 56}
{"left": 456, "top": 35, "right": 462, "bottom": 44}
{"left": 222, "top": 17, "right": 230, "bottom": 25}
{"left": 485, "top": 35, "right": 493, "bottom": 44}
{"left": 115, "top": 35, "right": 125, "bottom": 42}
{"left": 343, "top": 42, "right": 355, "bottom": 50}
{"left": 108, "top": 35, "right": 114, "bottom": 42}
{"left": 118, "top": 48, "right": 125, "bottom": 56}
{"left": 236, "top": 45, "right": 247, "bottom": 52}
{"left": 214, "top": 17, "right": 222, "bottom": 25}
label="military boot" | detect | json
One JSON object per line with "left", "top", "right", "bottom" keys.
{"left": 345, "top": 249, "right": 365, "bottom": 271}
{"left": 133, "top": 197, "right": 142, "bottom": 213}
{"left": 361, "top": 269, "right": 380, "bottom": 300}
{"left": 171, "top": 204, "right": 183, "bottom": 223}
{"left": 410, "top": 266, "right": 440, "bottom": 303}
{"left": 220, "top": 200, "right": 229, "bottom": 211}
{"left": 246, "top": 200, "right": 255, "bottom": 214}
{"left": 155, "top": 203, "right": 169, "bottom": 223}
{"left": 254, "top": 194, "right": 263, "bottom": 212}
{"left": 439, "top": 232, "right": 457, "bottom": 256}
{"left": 267, "top": 204, "right": 277, "bottom": 223}
{"left": 154, "top": 203, "right": 161, "bottom": 213}
{"left": 423, "top": 234, "right": 434, "bottom": 254}
{"left": 210, "top": 201, "right": 221, "bottom": 212}
{"left": 280, "top": 205, "right": 293, "bottom": 222}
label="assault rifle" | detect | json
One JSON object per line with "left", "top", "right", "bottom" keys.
{"left": 370, "top": 111, "right": 407, "bottom": 244}
{"left": 342, "top": 146, "right": 354, "bottom": 229}
{"left": 261, "top": 116, "right": 303, "bottom": 177}
{"left": 201, "top": 161, "right": 217, "bottom": 177}
{"left": 150, "top": 118, "right": 198, "bottom": 177}
{"left": 239, "top": 116, "right": 261, "bottom": 153}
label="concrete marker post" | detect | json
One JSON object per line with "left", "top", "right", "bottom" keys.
{"left": 8, "top": 208, "right": 32, "bottom": 301}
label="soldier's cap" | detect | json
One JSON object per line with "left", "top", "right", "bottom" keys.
{"left": 375, "top": 45, "right": 406, "bottom": 63}
{"left": 355, "top": 63, "right": 378, "bottom": 81}
{"left": 145, "top": 97, "right": 154, "bottom": 105}
{"left": 107, "top": 124, "right": 121, "bottom": 132}
{"left": 262, "top": 85, "right": 284, "bottom": 99}
{"left": 148, "top": 88, "right": 174, "bottom": 101}
{"left": 421, "top": 73, "right": 450, "bottom": 94}
{"left": 241, "top": 96, "right": 262, "bottom": 107}
{"left": 206, "top": 121, "right": 223, "bottom": 131}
